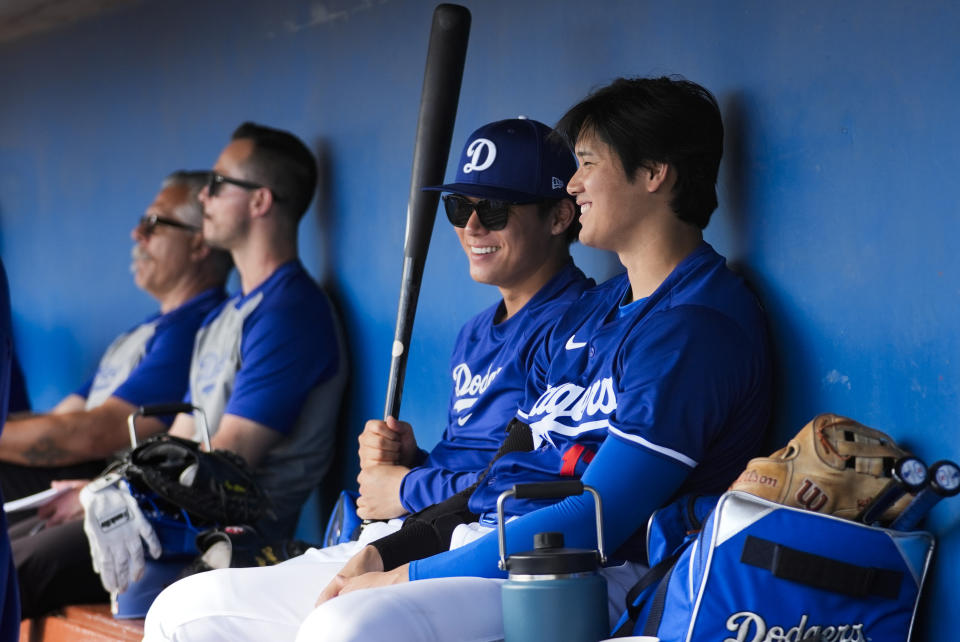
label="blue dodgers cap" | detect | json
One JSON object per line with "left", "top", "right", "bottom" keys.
{"left": 425, "top": 117, "right": 577, "bottom": 203}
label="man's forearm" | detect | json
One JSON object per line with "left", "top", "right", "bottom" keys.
{"left": 0, "top": 412, "right": 112, "bottom": 465}
{"left": 0, "top": 416, "right": 76, "bottom": 465}
{"left": 0, "top": 398, "right": 153, "bottom": 466}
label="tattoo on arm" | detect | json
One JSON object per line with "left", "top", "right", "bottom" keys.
{"left": 23, "top": 438, "right": 76, "bottom": 466}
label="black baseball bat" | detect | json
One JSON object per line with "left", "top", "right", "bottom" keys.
{"left": 890, "top": 460, "right": 960, "bottom": 531}
{"left": 856, "top": 456, "right": 928, "bottom": 525}
{"left": 383, "top": 4, "right": 471, "bottom": 420}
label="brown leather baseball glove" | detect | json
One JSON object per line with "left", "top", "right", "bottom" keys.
{"left": 730, "top": 413, "right": 913, "bottom": 522}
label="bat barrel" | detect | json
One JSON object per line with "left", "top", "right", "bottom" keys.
{"left": 384, "top": 4, "right": 471, "bottom": 420}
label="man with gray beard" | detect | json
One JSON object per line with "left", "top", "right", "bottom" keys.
{"left": 6, "top": 171, "right": 231, "bottom": 618}
{"left": 0, "top": 171, "right": 230, "bottom": 508}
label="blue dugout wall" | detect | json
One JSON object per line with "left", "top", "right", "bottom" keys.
{"left": 1, "top": 0, "right": 957, "bottom": 636}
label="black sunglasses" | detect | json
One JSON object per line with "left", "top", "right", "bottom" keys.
{"left": 206, "top": 172, "right": 283, "bottom": 201}
{"left": 442, "top": 194, "right": 513, "bottom": 231}
{"left": 138, "top": 214, "right": 200, "bottom": 236}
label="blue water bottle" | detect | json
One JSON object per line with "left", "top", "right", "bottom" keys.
{"left": 498, "top": 481, "right": 609, "bottom": 642}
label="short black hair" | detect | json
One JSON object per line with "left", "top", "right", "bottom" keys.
{"left": 555, "top": 76, "right": 723, "bottom": 229}
{"left": 231, "top": 122, "right": 318, "bottom": 223}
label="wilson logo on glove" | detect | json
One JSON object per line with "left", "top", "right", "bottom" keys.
{"left": 794, "top": 479, "right": 829, "bottom": 512}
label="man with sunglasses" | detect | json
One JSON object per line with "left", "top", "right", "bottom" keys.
{"left": 4, "top": 170, "right": 231, "bottom": 617}
{"left": 355, "top": 118, "right": 591, "bottom": 522}
{"left": 0, "top": 171, "right": 230, "bottom": 504}
{"left": 154, "top": 122, "right": 346, "bottom": 541}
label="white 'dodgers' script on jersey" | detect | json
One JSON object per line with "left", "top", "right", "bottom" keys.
{"left": 521, "top": 377, "right": 617, "bottom": 448}
{"left": 451, "top": 363, "right": 502, "bottom": 426}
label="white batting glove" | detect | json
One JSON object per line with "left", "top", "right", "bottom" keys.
{"left": 79, "top": 473, "right": 162, "bottom": 593}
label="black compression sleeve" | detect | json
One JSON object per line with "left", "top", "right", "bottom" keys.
{"left": 372, "top": 419, "right": 533, "bottom": 570}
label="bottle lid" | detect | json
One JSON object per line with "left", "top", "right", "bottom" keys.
{"left": 507, "top": 531, "right": 600, "bottom": 576}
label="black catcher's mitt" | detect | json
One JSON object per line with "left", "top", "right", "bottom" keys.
{"left": 122, "top": 434, "right": 273, "bottom": 527}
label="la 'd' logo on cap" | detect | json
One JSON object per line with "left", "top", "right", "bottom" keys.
{"left": 463, "top": 138, "right": 497, "bottom": 174}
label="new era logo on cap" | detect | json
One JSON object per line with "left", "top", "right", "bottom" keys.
{"left": 551, "top": 176, "right": 564, "bottom": 190}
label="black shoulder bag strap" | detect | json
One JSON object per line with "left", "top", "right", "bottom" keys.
{"left": 609, "top": 552, "right": 681, "bottom": 637}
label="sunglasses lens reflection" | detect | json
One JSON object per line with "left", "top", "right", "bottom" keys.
{"left": 443, "top": 195, "right": 510, "bottom": 231}
{"left": 443, "top": 196, "right": 471, "bottom": 227}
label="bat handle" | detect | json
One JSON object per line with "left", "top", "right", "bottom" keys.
{"left": 890, "top": 460, "right": 960, "bottom": 530}
{"left": 384, "top": 257, "right": 418, "bottom": 420}
{"left": 856, "top": 456, "right": 928, "bottom": 525}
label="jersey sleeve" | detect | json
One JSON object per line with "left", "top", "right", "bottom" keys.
{"left": 108, "top": 316, "right": 200, "bottom": 415}
{"left": 399, "top": 467, "right": 483, "bottom": 513}
{"left": 410, "top": 435, "right": 689, "bottom": 580}
{"left": 224, "top": 303, "right": 339, "bottom": 434}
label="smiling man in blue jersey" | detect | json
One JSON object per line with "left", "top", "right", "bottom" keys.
{"left": 289, "top": 76, "right": 773, "bottom": 640}
{"left": 355, "top": 117, "right": 592, "bottom": 521}
{"left": 144, "top": 117, "right": 595, "bottom": 640}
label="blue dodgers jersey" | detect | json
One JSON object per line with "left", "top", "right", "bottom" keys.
{"left": 469, "top": 242, "right": 771, "bottom": 518}
{"left": 188, "top": 260, "right": 340, "bottom": 436}
{"left": 74, "top": 287, "right": 226, "bottom": 416}
{"left": 399, "top": 263, "right": 593, "bottom": 512}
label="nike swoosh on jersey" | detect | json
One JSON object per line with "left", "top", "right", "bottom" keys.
{"left": 565, "top": 335, "right": 587, "bottom": 350}
{"left": 457, "top": 413, "right": 473, "bottom": 426}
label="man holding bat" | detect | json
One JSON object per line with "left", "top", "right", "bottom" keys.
{"left": 145, "top": 116, "right": 592, "bottom": 640}
{"left": 356, "top": 117, "right": 592, "bottom": 522}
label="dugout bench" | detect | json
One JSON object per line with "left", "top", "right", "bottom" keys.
{"left": 19, "top": 604, "right": 142, "bottom": 642}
